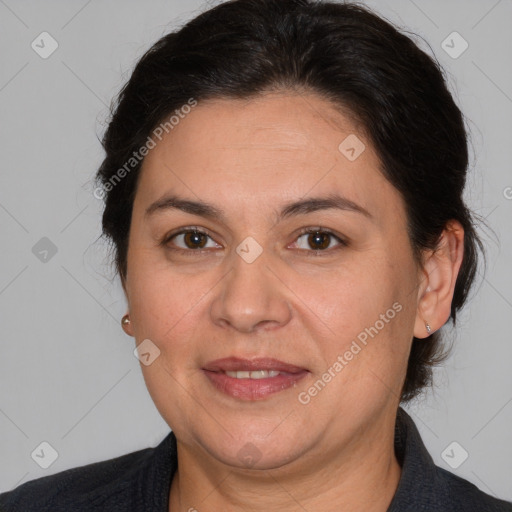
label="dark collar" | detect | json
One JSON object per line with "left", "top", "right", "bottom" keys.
{"left": 387, "top": 406, "right": 440, "bottom": 511}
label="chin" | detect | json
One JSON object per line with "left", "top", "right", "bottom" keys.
{"left": 198, "top": 426, "right": 307, "bottom": 471}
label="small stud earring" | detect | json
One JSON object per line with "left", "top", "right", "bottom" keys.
{"left": 122, "top": 314, "right": 131, "bottom": 326}
{"left": 425, "top": 323, "right": 432, "bottom": 335}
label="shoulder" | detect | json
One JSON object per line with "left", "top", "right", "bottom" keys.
{"left": 391, "top": 408, "right": 512, "bottom": 512}
{"left": 0, "top": 434, "right": 175, "bottom": 512}
{"left": 431, "top": 465, "right": 512, "bottom": 512}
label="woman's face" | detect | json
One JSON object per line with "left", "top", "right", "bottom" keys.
{"left": 124, "top": 91, "right": 425, "bottom": 470}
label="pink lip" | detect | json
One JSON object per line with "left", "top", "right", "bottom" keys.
{"left": 202, "top": 357, "right": 309, "bottom": 401}
{"left": 203, "top": 357, "right": 307, "bottom": 373}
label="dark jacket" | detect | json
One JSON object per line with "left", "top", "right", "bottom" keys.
{"left": 1, "top": 408, "right": 511, "bottom": 511}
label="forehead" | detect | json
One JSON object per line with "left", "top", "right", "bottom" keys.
{"left": 147, "top": 92, "right": 365, "bottom": 160}
{"left": 135, "top": 92, "right": 404, "bottom": 225}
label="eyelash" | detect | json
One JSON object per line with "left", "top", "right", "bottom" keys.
{"left": 161, "top": 226, "right": 348, "bottom": 257}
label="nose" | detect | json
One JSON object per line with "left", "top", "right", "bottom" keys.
{"left": 209, "top": 251, "right": 292, "bottom": 334}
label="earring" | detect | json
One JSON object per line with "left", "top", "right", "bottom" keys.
{"left": 425, "top": 323, "right": 432, "bottom": 335}
{"left": 122, "top": 314, "right": 131, "bottom": 326}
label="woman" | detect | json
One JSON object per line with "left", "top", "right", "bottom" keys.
{"left": 1, "top": 0, "right": 510, "bottom": 510}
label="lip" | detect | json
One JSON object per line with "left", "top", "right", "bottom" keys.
{"left": 203, "top": 357, "right": 307, "bottom": 373}
{"left": 202, "top": 357, "right": 309, "bottom": 401}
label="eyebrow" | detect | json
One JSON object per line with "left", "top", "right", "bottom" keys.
{"left": 144, "top": 193, "right": 372, "bottom": 222}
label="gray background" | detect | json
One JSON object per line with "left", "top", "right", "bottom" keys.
{"left": 1, "top": 0, "right": 511, "bottom": 501}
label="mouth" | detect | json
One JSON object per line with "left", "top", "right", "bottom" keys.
{"left": 202, "top": 357, "right": 309, "bottom": 401}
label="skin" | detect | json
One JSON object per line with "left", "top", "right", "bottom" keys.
{"left": 121, "top": 91, "right": 464, "bottom": 512}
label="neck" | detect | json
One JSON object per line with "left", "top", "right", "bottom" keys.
{"left": 169, "top": 408, "right": 401, "bottom": 512}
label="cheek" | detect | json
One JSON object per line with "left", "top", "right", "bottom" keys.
{"left": 126, "top": 256, "right": 210, "bottom": 351}
{"left": 128, "top": 266, "right": 213, "bottom": 421}
{"left": 296, "top": 254, "right": 416, "bottom": 382}
{"left": 300, "top": 258, "right": 401, "bottom": 335}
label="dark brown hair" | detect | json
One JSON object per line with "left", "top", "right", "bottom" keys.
{"left": 95, "top": 0, "right": 484, "bottom": 402}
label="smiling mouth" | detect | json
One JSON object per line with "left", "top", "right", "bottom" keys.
{"left": 202, "top": 357, "right": 309, "bottom": 400}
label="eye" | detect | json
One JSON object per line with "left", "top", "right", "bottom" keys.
{"left": 163, "top": 227, "right": 220, "bottom": 253}
{"left": 162, "top": 226, "right": 347, "bottom": 256}
{"left": 291, "top": 228, "right": 347, "bottom": 253}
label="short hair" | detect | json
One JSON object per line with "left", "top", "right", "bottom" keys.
{"left": 95, "top": 0, "right": 484, "bottom": 402}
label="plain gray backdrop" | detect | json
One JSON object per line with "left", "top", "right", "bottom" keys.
{"left": 1, "top": 0, "right": 511, "bottom": 502}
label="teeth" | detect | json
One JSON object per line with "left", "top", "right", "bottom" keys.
{"left": 225, "top": 370, "right": 281, "bottom": 379}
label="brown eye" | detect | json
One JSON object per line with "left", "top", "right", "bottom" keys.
{"left": 165, "top": 229, "right": 220, "bottom": 252}
{"left": 307, "top": 231, "right": 331, "bottom": 250}
{"left": 183, "top": 230, "right": 208, "bottom": 249}
{"left": 294, "top": 229, "right": 345, "bottom": 252}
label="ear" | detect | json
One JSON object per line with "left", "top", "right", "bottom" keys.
{"left": 414, "top": 220, "right": 465, "bottom": 339}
